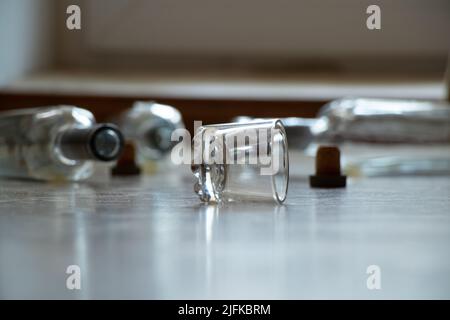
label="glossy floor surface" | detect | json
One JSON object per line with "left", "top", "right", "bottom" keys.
{"left": 0, "top": 169, "right": 449, "bottom": 299}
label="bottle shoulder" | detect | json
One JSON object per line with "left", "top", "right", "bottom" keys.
{"left": 121, "top": 102, "right": 183, "bottom": 124}
{"left": 0, "top": 106, "right": 95, "bottom": 138}
{"left": 28, "top": 107, "right": 95, "bottom": 140}
{"left": 0, "top": 105, "right": 93, "bottom": 119}
{"left": 0, "top": 106, "right": 99, "bottom": 181}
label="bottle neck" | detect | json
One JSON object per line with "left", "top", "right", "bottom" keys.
{"left": 145, "top": 125, "right": 176, "bottom": 152}
{"left": 137, "top": 118, "right": 178, "bottom": 156}
{"left": 279, "top": 117, "right": 317, "bottom": 150}
{"left": 57, "top": 124, "right": 124, "bottom": 162}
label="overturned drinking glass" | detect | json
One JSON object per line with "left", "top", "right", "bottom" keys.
{"left": 191, "top": 119, "right": 289, "bottom": 204}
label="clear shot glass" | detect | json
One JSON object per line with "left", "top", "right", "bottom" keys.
{"left": 191, "top": 119, "right": 289, "bottom": 204}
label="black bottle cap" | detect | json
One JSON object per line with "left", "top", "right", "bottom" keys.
{"left": 59, "top": 124, "right": 124, "bottom": 162}
{"left": 89, "top": 125, "right": 124, "bottom": 161}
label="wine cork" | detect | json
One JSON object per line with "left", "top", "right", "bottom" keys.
{"left": 310, "top": 146, "right": 346, "bottom": 188}
{"left": 315, "top": 146, "right": 342, "bottom": 176}
{"left": 111, "top": 142, "right": 141, "bottom": 176}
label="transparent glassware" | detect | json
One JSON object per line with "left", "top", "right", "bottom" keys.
{"left": 0, "top": 106, "right": 124, "bottom": 181}
{"left": 116, "top": 101, "right": 184, "bottom": 164}
{"left": 235, "top": 98, "right": 450, "bottom": 176}
{"left": 191, "top": 119, "right": 289, "bottom": 204}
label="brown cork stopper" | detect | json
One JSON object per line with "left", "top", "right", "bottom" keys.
{"left": 315, "top": 146, "right": 342, "bottom": 176}
{"left": 111, "top": 142, "right": 141, "bottom": 176}
{"left": 310, "top": 145, "right": 346, "bottom": 188}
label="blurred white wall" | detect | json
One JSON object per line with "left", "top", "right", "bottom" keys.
{"left": 0, "top": 0, "right": 448, "bottom": 81}
{"left": 85, "top": 0, "right": 449, "bottom": 56}
{"left": 0, "top": 0, "right": 55, "bottom": 86}
{"left": 55, "top": 0, "right": 449, "bottom": 73}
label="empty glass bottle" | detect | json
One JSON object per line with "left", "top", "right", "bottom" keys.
{"left": 115, "top": 101, "right": 184, "bottom": 164}
{"left": 0, "top": 106, "right": 124, "bottom": 181}
{"left": 235, "top": 98, "right": 450, "bottom": 176}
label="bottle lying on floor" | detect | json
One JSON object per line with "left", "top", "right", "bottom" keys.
{"left": 0, "top": 106, "right": 124, "bottom": 181}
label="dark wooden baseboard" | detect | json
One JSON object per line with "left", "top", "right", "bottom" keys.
{"left": 0, "top": 92, "right": 324, "bottom": 134}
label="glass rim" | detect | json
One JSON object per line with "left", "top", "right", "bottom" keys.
{"left": 271, "top": 119, "right": 289, "bottom": 204}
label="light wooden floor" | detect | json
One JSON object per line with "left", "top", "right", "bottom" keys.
{"left": 0, "top": 168, "right": 449, "bottom": 299}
